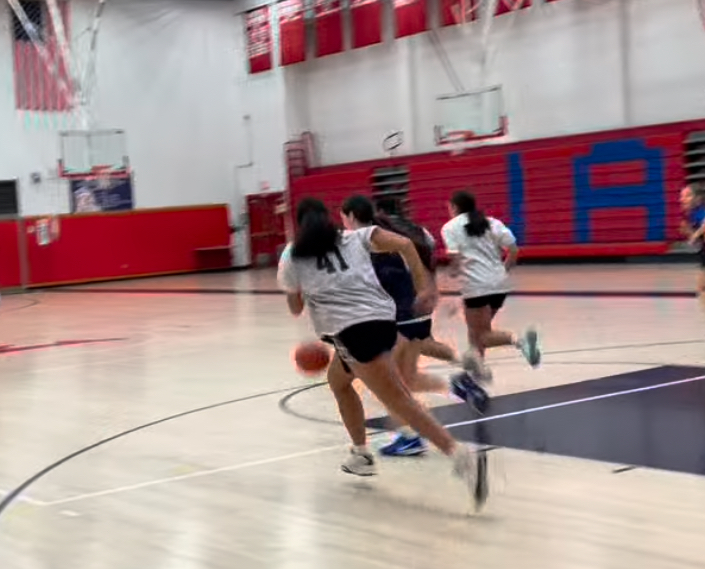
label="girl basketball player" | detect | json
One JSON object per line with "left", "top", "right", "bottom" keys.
{"left": 441, "top": 190, "right": 541, "bottom": 381}
{"left": 339, "top": 195, "right": 488, "bottom": 457}
{"left": 679, "top": 185, "right": 705, "bottom": 303}
{"left": 277, "top": 198, "right": 487, "bottom": 508}
{"left": 373, "top": 198, "right": 461, "bottom": 367}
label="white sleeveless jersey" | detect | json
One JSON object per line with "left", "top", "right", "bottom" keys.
{"left": 277, "top": 226, "right": 396, "bottom": 336}
{"left": 441, "top": 214, "right": 516, "bottom": 299}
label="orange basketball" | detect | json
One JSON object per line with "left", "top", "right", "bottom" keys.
{"left": 294, "top": 342, "right": 331, "bottom": 376}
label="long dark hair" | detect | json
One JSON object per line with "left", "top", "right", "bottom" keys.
{"left": 342, "top": 194, "right": 436, "bottom": 273}
{"left": 450, "top": 190, "right": 490, "bottom": 237}
{"left": 292, "top": 197, "right": 340, "bottom": 258}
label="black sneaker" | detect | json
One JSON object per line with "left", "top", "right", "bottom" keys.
{"left": 451, "top": 371, "right": 490, "bottom": 414}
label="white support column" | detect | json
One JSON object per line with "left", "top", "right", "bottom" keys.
{"left": 397, "top": 37, "right": 418, "bottom": 154}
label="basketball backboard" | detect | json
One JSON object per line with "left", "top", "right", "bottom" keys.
{"left": 58, "top": 129, "right": 130, "bottom": 177}
{"left": 434, "top": 85, "right": 507, "bottom": 146}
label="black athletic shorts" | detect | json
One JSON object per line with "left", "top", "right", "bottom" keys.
{"left": 698, "top": 247, "right": 705, "bottom": 268}
{"left": 463, "top": 293, "right": 508, "bottom": 312}
{"left": 321, "top": 320, "right": 398, "bottom": 373}
{"left": 398, "top": 317, "right": 432, "bottom": 341}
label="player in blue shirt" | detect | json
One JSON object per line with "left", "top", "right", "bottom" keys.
{"left": 679, "top": 185, "right": 705, "bottom": 303}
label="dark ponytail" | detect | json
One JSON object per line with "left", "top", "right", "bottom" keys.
{"left": 292, "top": 198, "right": 340, "bottom": 258}
{"left": 374, "top": 200, "right": 437, "bottom": 274}
{"left": 450, "top": 190, "right": 490, "bottom": 237}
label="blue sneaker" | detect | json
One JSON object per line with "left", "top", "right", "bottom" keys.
{"left": 451, "top": 371, "right": 490, "bottom": 414}
{"left": 379, "top": 434, "right": 428, "bottom": 457}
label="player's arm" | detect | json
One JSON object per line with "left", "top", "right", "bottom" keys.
{"left": 277, "top": 246, "right": 304, "bottom": 316}
{"left": 689, "top": 219, "right": 705, "bottom": 245}
{"left": 492, "top": 219, "right": 519, "bottom": 271}
{"left": 503, "top": 243, "right": 519, "bottom": 271}
{"left": 680, "top": 219, "right": 694, "bottom": 238}
{"left": 440, "top": 224, "right": 462, "bottom": 277}
{"left": 284, "top": 292, "right": 304, "bottom": 315}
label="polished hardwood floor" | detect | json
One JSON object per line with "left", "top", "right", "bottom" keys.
{"left": 0, "top": 264, "right": 704, "bottom": 568}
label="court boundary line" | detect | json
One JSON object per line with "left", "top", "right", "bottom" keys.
{"left": 444, "top": 374, "right": 705, "bottom": 429}
{"left": 36, "top": 372, "right": 705, "bottom": 507}
{"left": 0, "top": 383, "right": 327, "bottom": 518}
{"left": 39, "top": 445, "right": 343, "bottom": 507}
{"left": 0, "top": 490, "right": 46, "bottom": 506}
{"left": 46, "top": 287, "right": 697, "bottom": 299}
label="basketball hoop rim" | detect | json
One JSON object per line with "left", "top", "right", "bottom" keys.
{"left": 434, "top": 116, "right": 509, "bottom": 146}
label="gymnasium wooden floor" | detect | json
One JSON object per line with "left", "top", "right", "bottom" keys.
{"left": 0, "top": 264, "right": 704, "bottom": 568}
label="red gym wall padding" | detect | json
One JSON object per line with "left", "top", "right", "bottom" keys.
{"left": 18, "top": 205, "right": 231, "bottom": 288}
{"left": 290, "top": 118, "right": 705, "bottom": 260}
{"left": 0, "top": 220, "right": 23, "bottom": 288}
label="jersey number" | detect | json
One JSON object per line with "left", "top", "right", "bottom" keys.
{"left": 317, "top": 247, "right": 349, "bottom": 273}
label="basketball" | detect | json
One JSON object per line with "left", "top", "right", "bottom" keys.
{"left": 294, "top": 342, "right": 331, "bottom": 375}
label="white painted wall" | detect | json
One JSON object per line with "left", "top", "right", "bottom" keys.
{"left": 0, "top": 0, "right": 273, "bottom": 220}
{"left": 2, "top": 0, "right": 703, "bottom": 220}
{"left": 260, "top": 0, "right": 705, "bottom": 164}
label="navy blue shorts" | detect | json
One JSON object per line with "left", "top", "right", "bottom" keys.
{"left": 463, "top": 293, "right": 507, "bottom": 313}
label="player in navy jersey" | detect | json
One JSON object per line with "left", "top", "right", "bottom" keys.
{"left": 278, "top": 197, "right": 488, "bottom": 509}
{"left": 679, "top": 185, "right": 705, "bottom": 303}
{"left": 339, "top": 195, "right": 488, "bottom": 458}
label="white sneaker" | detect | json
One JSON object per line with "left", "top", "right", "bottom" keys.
{"left": 341, "top": 447, "right": 377, "bottom": 476}
{"left": 452, "top": 444, "right": 488, "bottom": 511}
{"left": 452, "top": 444, "right": 477, "bottom": 482}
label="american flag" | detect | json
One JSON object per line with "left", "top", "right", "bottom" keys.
{"left": 11, "top": 0, "right": 73, "bottom": 112}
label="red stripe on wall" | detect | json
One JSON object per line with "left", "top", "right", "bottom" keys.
{"left": 588, "top": 161, "right": 647, "bottom": 188}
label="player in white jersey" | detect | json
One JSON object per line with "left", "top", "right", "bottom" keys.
{"left": 441, "top": 190, "right": 541, "bottom": 382}
{"left": 339, "top": 195, "right": 489, "bottom": 457}
{"left": 278, "top": 197, "right": 487, "bottom": 509}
